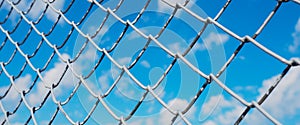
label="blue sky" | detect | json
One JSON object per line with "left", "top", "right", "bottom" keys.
{"left": 0, "top": 0, "right": 300, "bottom": 125}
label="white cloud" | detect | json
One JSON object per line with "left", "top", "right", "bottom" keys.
{"left": 27, "top": 0, "right": 65, "bottom": 23}
{"left": 39, "top": 120, "right": 49, "bottom": 125}
{"left": 200, "top": 95, "right": 243, "bottom": 125}
{"left": 128, "top": 119, "right": 143, "bottom": 125}
{"left": 117, "top": 57, "right": 132, "bottom": 66}
{"left": 3, "top": 0, "right": 65, "bottom": 24}
{"left": 10, "top": 122, "right": 24, "bottom": 125}
{"left": 0, "top": 54, "right": 75, "bottom": 110}
{"left": 0, "top": 74, "right": 31, "bottom": 101}
{"left": 42, "top": 54, "right": 72, "bottom": 88}
{"left": 238, "top": 55, "right": 246, "bottom": 60}
{"left": 113, "top": 68, "right": 166, "bottom": 101}
{"left": 159, "top": 98, "right": 196, "bottom": 124}
{"left": 200, "top": 95, "right": 232, "bottom": 117}
{"left": 81, "top": 45, "right": 98, "bottom": 61}
{"left": 296, "top": 18, "right": 300, "bottom": 32}
{"left": 100, "top": 26, "right": 109, "bottom": 36}
{"left": 234, "top": 85, "right": 257, "bottom": 95}
{"left": 97, "top": 68, "right": 120, "bottom": 93}
{"left": 195, "top": 32, "right": 229, "bottom": 51}
{"left": 128, "top": 117, "right": 155, "bottom": 125}
{"left": 28, "top": 54, "right": 75, "bottom": 106}
{"left": 147, "top": 106, "right": 155, "bottom": 113}
{"left": 127, "top": 98, "right": 196, "bottom": 125}
{"left": 167, "top": 42, "right": 186, "bottom": 53}
{"left": 128, "top": 32, "right": 140, "bottom": 40}
{"left": 145, "top": 118, "right": 154, "bottom": 125}
{"left": 115, "top": 75, "right": 140, "bottom": 99}
{"left": 73, "top": 44, "right": 99, "bottom": 73}
{"left": 88, "top": 25, "right": 108, "bottom": 40}
{"left": 192, "top": 42, "right": 203, "bottom": 52}
{"left": 204, "top": 32, "right": 229, "bottom": 45}
{"left": 98, "top": 72, "right": 110, "bottom": 92}
{"left": 158, "top": 0, "right": 185, "bottom": 11}
{"left": 203, "top": 120, "right": 217, "bottom": 125}
{"left": 46, "top": 0, "right": 65, "bottom": 22}
{"left": 127, "top": 30, "right": 147, "bottom": 40}
{"left": 140, "top": 60, "right": 150, "bottom": 68}
{"left": 289, "top": 18, "right": 300, "bottom": 53}
{"left": 201, "top": 63, "right": 300, "bottom": 124}
{"left": 157, "top": 0, "right": 193, "bottom": 13}
{"left": 258, "top": 65, "right": 300, "bottom": 119}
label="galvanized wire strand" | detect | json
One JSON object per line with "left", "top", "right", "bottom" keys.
{"left": 235, "top": 65, "right": 292, "bottom": 124}
{"left": 293, "top": 0, "right": 300, "bottom": 4}
{"left": 0, "top": 0, "right": 299, "bottom": 124}
{"left": 0, "top": 5, "right": 13, "bottom": 24}
{"left": 169, "top": 1, "right": 233, "bottom": 120}
{"left": 0, "top": 0, "right": 5, "bottom": 8}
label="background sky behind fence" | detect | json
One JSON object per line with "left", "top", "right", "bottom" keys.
{"left": 0, "top": 0, "right": 300, "bottom": 124}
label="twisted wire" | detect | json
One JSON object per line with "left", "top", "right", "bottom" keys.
{"left": 0, "top": 0, "right": 299, "bottom": 124}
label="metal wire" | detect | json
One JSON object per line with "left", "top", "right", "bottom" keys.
{"left": 0, "top": 0, "right": 299, "bottom": 124}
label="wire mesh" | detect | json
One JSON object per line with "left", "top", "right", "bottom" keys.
{"left": 0, "top": 0, "right": 299, "bottom": 124}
